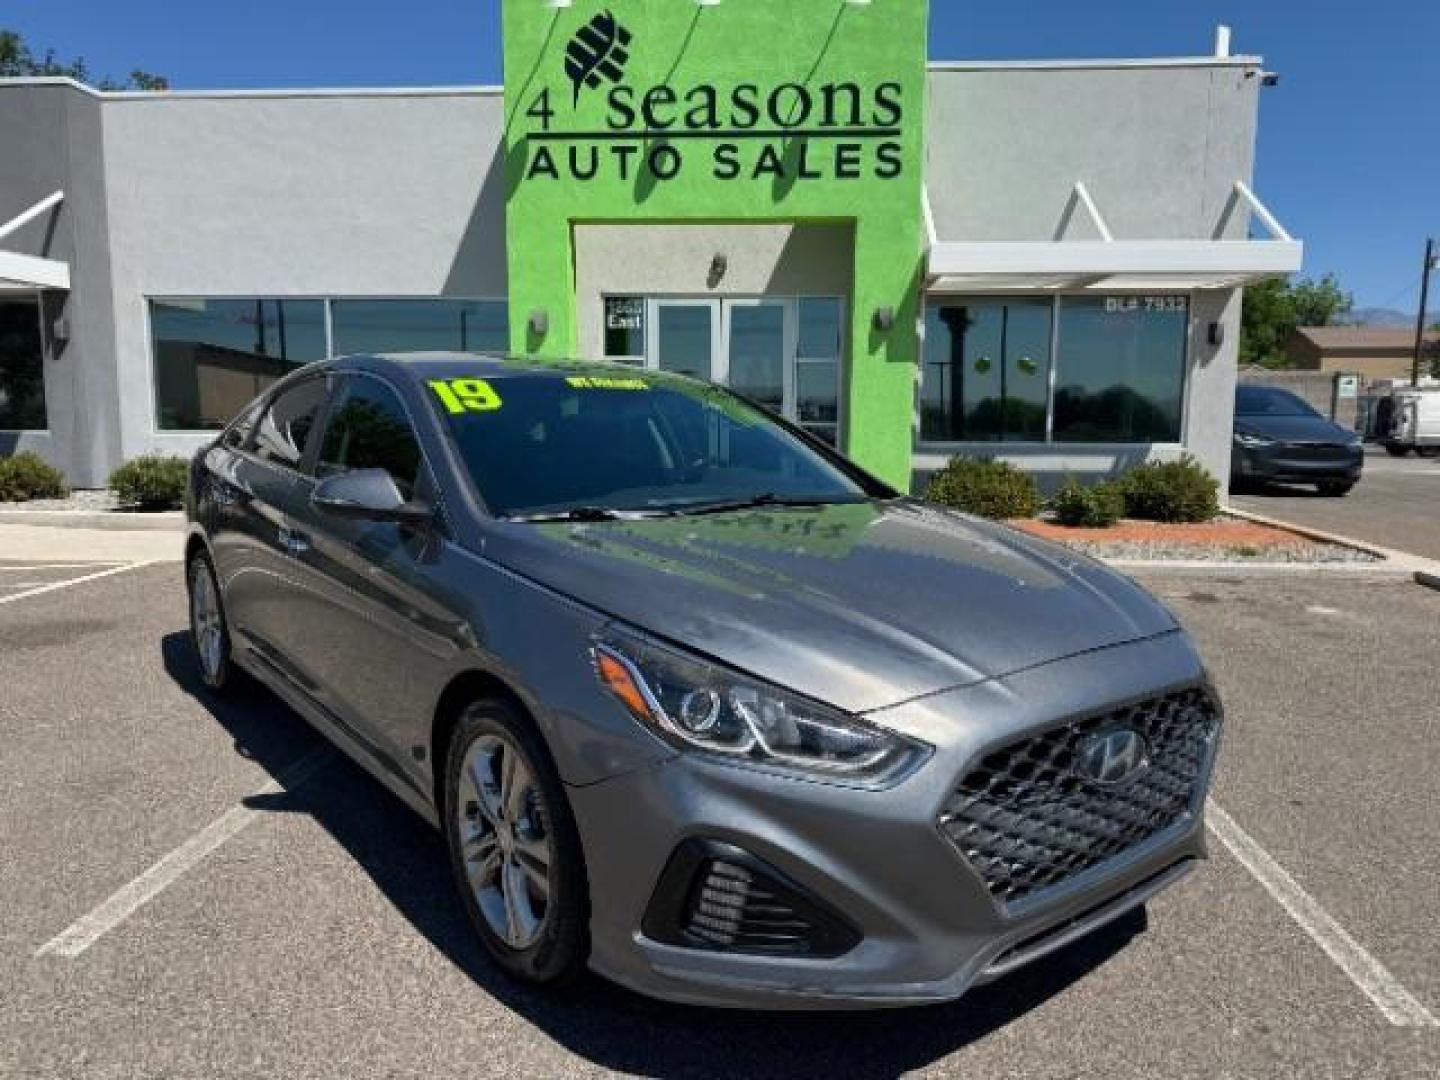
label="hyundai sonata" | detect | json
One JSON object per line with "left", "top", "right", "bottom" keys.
{"left": 185, "top": 354, "right": 1221, "bottom": 1008}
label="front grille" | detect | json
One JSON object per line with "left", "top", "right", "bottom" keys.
{"left": 939, "top": 686, "right": 1220, "bottom": 909}
{"left": 1283, "top": 442, "right": 1349, "bottom": 461}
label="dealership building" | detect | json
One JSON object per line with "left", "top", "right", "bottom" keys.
{"left": 0, "top": 1, "right": 1301, "bottom": 491}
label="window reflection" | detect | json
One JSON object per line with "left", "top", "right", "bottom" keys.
{"left": 922, "top": 300, "right": 1051, "bottom": 442}
{"left": 728, "top": 304, "right": 785, "bottom": 414}
{"left": 330, "top": 299, "right": 508, "bottom": 357}
{"left": 152, "top": 299, "right": 326, "bottom": 431}
{"left": 1052, "top": 297, "right": 1187, "bottom": 443}
{"left": 151, "top": 298, "right": 510, "bottom": 431}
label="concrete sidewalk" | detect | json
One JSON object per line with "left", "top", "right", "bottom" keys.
{"left": 0, "top": 523, "right": 183, "bottom": 563}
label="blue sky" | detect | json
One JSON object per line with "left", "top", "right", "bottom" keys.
{"left": 6, "top": 1, "right": 1436, "bottom": 310}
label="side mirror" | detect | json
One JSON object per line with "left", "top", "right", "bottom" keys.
{"left": 312, "top": 469, "right": 433, "bottom": 527}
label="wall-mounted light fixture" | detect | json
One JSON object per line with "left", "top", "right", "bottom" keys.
{"left": 873, "top": 307, "right": 896, "bottom": 332}
{"left": 1207, "top": 322, "right": 1226, "bottom": 347}
{"left": 529, "top": 310, "right": 550, "bottom": 336}
{"left": 708, "top": 253, "right": 729, "bottom": 287}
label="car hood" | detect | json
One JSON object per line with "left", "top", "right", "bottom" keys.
{"left": 1236, "top": 414, "right": 1354, "bottom": 443}
{"left": 483, "top": 501, "right": 1179, "bottom": 714}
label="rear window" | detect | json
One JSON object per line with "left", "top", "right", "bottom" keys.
{"left": 426, "top": 371, "right": 869, "bottom": 518}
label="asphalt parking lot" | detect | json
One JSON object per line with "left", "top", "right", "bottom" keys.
{"left": 1233, "top": 445, "right": 1440, "bottom": 560}
{"left": 2, "top": 560, "right": 1438, "bottom": 1079}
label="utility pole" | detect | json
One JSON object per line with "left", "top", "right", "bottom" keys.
{"left": 1413, "top": 237, "right": 1436, "bottom": 386}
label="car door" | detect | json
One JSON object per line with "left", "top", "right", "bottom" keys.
{"left": 281, "top": 372, "right": 459, "bottom": 776}
{"left": 212, "top": 375, "right": 330, "bottom": 680}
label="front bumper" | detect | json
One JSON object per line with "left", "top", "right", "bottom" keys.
{"left": 1232, "top": 442, "right": 1363, "bottom": 485}
{"left": 568, "top": 632, "right": 1215, "bottom": 1009}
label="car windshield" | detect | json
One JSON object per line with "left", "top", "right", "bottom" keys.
{"left": 1235, "top": 386, "right": 1321, "bottom": 419}
{"left": 428, "top": 370, "right": 873, "bottom": 519}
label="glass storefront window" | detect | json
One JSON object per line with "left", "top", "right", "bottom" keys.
{"left": 1052, "top": 296, "right": 1188, "bottom": 443}
{"left": 797, "top": 298, "right": 842, "bottom": 359}
{"left": 922, "top": 295, "right": 1189, "bottom": 445}
{"left": 0, "top": 296, "right": 47, "bottom": 430}
{"left": 152, "top": 299, "right": 326, "bottom": 431}
{"left": 331, "top": 299, "right": 508, "bottom": 356}
{"left": 151, "top": 298, "right": 509, "bottom": 430}
{"left": 794, "top": 298, "right": 843, "bottom": 447}
{"left": 727, "top": 303, "right": 786, "bottom": 415}
{"left": 921, "top": 299, "right": 1051, "bottom": 443}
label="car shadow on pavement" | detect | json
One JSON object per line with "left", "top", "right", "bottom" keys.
{"left": 162, "top": 631, "right": 1147, "bottom": 1080}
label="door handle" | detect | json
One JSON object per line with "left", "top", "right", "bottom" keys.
{"left": 278, "top": 526, "right": 311, "bottom": 556}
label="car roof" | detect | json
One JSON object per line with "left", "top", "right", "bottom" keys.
{"left": 329, "top": 352, "right": 656, "bottom": 383}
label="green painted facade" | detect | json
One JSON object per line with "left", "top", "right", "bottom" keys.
{"left": 501, "top": 0, "right": 929, "bottom": 488}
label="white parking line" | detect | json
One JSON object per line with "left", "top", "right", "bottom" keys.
{"left": 1207, "top": 800, "right": 1439, "bottom": 1029}
{"left": 0, "top": 561, "right": 158, "bottom": 606}
{"left": 36, "top": 750, "right": 331, "bottom": 959}
{"left": 0, "top": 563, "right": 125, "bottom": 571}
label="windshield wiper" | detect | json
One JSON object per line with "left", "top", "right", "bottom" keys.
{"left": 664, "top": 493, "right": 863, "bottom": 517}
{"left": 504, "top": 506, "right": 670, "bottom": 524}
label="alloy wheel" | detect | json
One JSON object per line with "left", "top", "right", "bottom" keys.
{"left": 190, "top": 561, "right": 225, "bottom": 685}
{"left": 454, "top": 734, "right": 554, "bottom": 950}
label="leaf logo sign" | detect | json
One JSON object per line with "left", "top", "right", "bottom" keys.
{"left": 564, "top": 11, "right": 633, "bottom": 106}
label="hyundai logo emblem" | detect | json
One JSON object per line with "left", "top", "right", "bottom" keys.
{"left": 1074, "top": 728, "right": 1149, "bottom": 786}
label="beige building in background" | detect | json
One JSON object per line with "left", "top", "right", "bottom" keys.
{"left": 1285, "top": 326, "right": 1440, "bottom": 380}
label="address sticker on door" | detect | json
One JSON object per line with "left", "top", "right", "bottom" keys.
{"left": 429, "top": 378, "right": 503, "bottom": 415}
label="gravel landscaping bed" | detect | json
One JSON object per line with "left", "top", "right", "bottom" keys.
{"left": 1052, "top": 537, "right": 1381, "bottom": 564}
{"left": 0, "top": 489, "right": 123, "bottom": 513}
{"left": 1012, "top": 514, "right": 1382, "bottom": 565}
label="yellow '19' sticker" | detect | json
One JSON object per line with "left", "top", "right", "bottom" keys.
{"left": 430, "top": 378, "right": 502, "bottom": 415}
{"left": 566, "top": 376, "right": 650, "bottom": 391}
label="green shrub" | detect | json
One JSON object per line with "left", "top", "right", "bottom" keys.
{"left": 0, "top": 451, "right": 69, "bottom": 502}
{"left": 924, "top": 457, "right": 1042, "bottom": 520}
{"left": 1119, "top": 455, "right": 1220, "bottom": 523}
{"left": 110, "top": 455, "right": 189, "bottom": 511}
{"left": 1050, "top": 478, "right": 1127, "bottom": 528}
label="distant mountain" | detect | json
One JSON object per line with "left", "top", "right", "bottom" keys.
{"left": 1344, "top": 307, "right": 1439, "bottom": 329}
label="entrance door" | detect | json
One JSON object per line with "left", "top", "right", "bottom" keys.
{"left": 723, "top": 300, "right": 789, "bottom": 417}
{"left": 649, "top": 300, "right": 720, "bottom": 382}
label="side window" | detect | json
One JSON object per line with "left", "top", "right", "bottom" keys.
{"left": 253, "top": 378, "right": 328, "bottom": 471}
{"left": 317, "top": 378, "right": 424, "bottom": 500}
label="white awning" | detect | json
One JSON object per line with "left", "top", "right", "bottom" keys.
{"left": 925, "top": 181, "right": 1302, "bottom": 293}
{"left": 0, "top": 191, "right": 70, "bottom": 291}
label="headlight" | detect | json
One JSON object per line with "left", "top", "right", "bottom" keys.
{"left": 592, "top": 630, "right": 930, "bottom": 786}
{"left": 1234, "top": 432, "right": 1275, "bottom": 448}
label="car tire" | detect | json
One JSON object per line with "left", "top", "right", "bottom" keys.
{"left": 1385, "top": 444, "right": 1412, "bottom": 458}
{"left": 443, "top": 699, "right": 589, "bottom": 987}
{"left": 1416, "top": 447, "right": 1439, "bottom": 458}
{"left": 187, "top": 550, "right": 242, "bottom": 693}
{"left": 1317, "top": 481, "right": 1354, "bottom": 497}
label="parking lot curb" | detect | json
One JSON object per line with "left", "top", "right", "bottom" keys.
{"left": 1223, "top": 505, "right": 1440, "bottom": 586}
{"left": 0, "top": 510, "right": 184, "bottom": 532}
{"left": 1221, "top": 506, "right": 1394, "bottom": 561}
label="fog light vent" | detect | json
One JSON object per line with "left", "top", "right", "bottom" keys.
{"left": 642, "top": 841, "right": 861, "bottom": 959}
